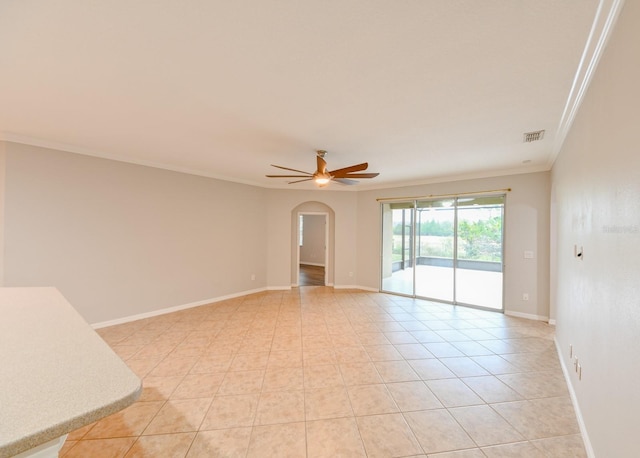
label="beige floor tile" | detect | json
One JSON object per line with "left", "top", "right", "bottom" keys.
{"left": 262, "top": 367, "right": 304, "bottom": 392}
{"left": 187, "top": 428, "right": 252, "bottom": 458}
{"left": 147, "top": 356, "right": 199, "bottom": 377}
{"left": 255, "top": 390, "right": 305, "bottom": 425}
{"left": 386, "top": 381, "right": 443, "bottom": 411}
{"left": 339, "top": 362, "right": 384, "bottom": 385}
{"left": 435, "top": 330, "right": 473, "bottom": 342}
{"left": 492, "top": 396, "right": 580, "bottom": 439}
{"left": 409, "top": 359, "right": 457, "bottom": 380}
{"left": 356, "top": 413, "right": 423, "bottom": 458}
{"left": 84, "top": 401, "right": 164, "bottom": 439}
{"left": 217, "top": 370, "right": 265, "bottom": 395}
{"left": 481, "top": 441, "right": 546, "bottom": 457}
{"left": 200, "top": 394, "right": 259, "bottom": 430}
{"left": 229, "top": 351, "right": 269, "bottom": 371}
{"left": 331, "top": 334, "right": 362, "bottom": 347}
{"left": 334, "top": 345, "right": 371, "bottom": 363}
{"left": 530, "top": 434, "right": 587, "bottom": 457}
{"left": 82, "top": 290, "right": 586, "bottom": 458}
{"left": 365, "top": 344, "right": 403, "bottom": 361}
{"left": 423, "top": 342, "right": 465, "bottom": 358}
{"left": 501, "top": 350, "right": 561, "bottom": 372}
{"left": 267, "top": 350, "right": 303, "bottom": 368}
{"left": 63, "top": 437, "right": 137, "bottom": 458}
{"left": 171, "top": 373, "right": 224, "bottom": 399}
{"left": 306, "top": 417, "right": 367, "bottom": 458}
{"left": 112, "top": 344, "right": 145, "bottom": 360}
{"left": 348, "top": 384, "right": 399, "bottom": 415}
{"left": 143, "top": 398, "right": 212, "bottom": 434}
{"left": 385, "top": 331, "right": 419, "bottom": 344}
{"left": 426, "top": 379, "right": 484, "bottom": 407}
{"left": 304, "top": 364, "right": 344, "bottom": 389}
{"left": 410, "top": 330, "right": 446, "bottom": 343}
{"left": 303, "top": 348, "right": 338, "bottom": 366}
{"left": 394, "top": 343, "right": 435, "bottom": 360}
{"left": 374, "top": 360, "right": 421, "bottom": 382}
{"left": 460, "top": 375, "right": 523, "bottom": 403}
{"left": 305, "top": 386, "right": 353, "bottom": 420}
{"left": 449, "top": 405, "right": 524, "bottom": 446}
{"left": 440, "top": 357, "right": 491, "bottom": 377}
{"left": 470, "top": 355, "right": 521, "bottom": 375}
{"left": 404, "top": 409, "right": 475, "bottom": 454}
{"left": 497, "top": 371, "right": 568, "bottom": 399}
{"left": 124, "top": 432, "right": 195, "bottom": 457}
{"left": 358, "top": 332, "right": 391, "bottom": 346}
{"left": 246, "top": 422, "right": 306, "bottom": 458}
{"left": 139, "top": 375, "right": 183, "bottom": 401}
{"left": 126, "top": 356, "right": 164, "bottom": 379}
{"left": 428, "top": 449, "right": 485, "bottom": 457}
{"left": 190, "top": 353, "right": 234, "bottom": 374}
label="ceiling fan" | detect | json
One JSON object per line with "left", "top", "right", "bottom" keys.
{"left": 266, "top": 150, "right": 379, "bottom": 187}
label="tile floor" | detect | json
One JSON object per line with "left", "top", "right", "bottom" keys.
{"left": 61, "top": 287, "right": 586, "bottom": 457}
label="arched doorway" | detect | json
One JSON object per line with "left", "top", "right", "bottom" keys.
{"left": 290, "top": 202, "right": 335, "bottom": 287}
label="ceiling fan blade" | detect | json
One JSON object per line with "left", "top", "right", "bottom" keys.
{"left": 339, "top": 172, "right": 380, "bottom": 179}
{"left": 316, "top": 154, "right": 327, "bottom": 174}
{"left": 288, "top": 178, "right": 314, "bottom": 184}
{"left": 329, "top": 162, "right": 369, "bottom": 176}
{"left": 270, "top": 164, "right": 313, "bottom": 175}
{"left": 266, "top": 175, "right": 313, "bottom": 178}
{"left": 334, "top": 178, "right": 358, "bottom": 185}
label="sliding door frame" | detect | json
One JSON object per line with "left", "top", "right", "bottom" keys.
{"left": 380, "top": 193, "right": 506, "bottom": 312}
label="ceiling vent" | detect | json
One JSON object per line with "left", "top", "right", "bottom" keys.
{"left": 523, "top": 130, "right": 545, "bottom": 143}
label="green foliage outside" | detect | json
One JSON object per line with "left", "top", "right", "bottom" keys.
{"left": 391, "top": 216, "right": 502, "bottom": 263}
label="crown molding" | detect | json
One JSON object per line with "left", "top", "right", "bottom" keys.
{"left": 549, "top": 0, "right": 626, "bottom": 167}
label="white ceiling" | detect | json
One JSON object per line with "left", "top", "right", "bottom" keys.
{"left": 0, "top": 1, "right": 603, "bottom": 190}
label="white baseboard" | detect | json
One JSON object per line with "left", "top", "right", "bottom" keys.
{"left": 91, "top": 285, "right": 377, "bottom": 329}
{"left": 91, "top": 287, "right": 268, "bottom": 328}
{"left": 554, "top": 337, "right": 595, "bottom": 458}
{"left": 334, "top": 284, "right": 378, "bottom": 292}
{"left": 504, "top": 310, "right": 550, "bottom": 322}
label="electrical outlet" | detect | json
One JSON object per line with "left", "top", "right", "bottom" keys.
{"left": 251, "top": 274, "right": 256, "bottom": 281}
{"left": 522, "top": 293, "right": 529, "bottom": 301}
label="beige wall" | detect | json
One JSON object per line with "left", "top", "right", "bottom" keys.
{"left": 0, "top": 141, "right": 5, "bottom": 286}
{"left": 299, "top": 214, "right": 326, "bottom": 266}
{"left": 551, "top": 0, "right": 640, "bottom": 455}
{"left": 1, "top": 142, "right": 550, "bottom": 323}
{"left": 2, "top": 142, "right": 268, "bottom": 324}
{"left": 266, "top": 190, "right": 358, "bottom": 289}
{"left": 357, "top": 172, "right": 551, "bottom": 320}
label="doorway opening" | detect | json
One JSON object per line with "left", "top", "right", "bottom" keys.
{"left": 297, "top": 213, "right": 328, "bottom": 286}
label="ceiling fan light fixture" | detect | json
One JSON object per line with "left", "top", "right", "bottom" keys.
{"left": 313, "top": 172, "right": 332, "bottom": 186}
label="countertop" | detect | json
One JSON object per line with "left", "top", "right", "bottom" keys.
{"left": 0, "top": 287, "right": 141, "bottom": 457}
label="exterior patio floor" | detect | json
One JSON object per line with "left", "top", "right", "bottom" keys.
{"left": 382, "top": 265, "right": 503, "bottom": 310}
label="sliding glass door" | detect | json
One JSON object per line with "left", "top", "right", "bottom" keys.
{"left": 455, "top": 196, "right": 504, "bottom": 308}
{"left": 381, "top": 202, "right": 414, "bottom": 295}
{"left": 414, "top": 200, "right": 454, "bottom": 302}
{"left": 381, "top": 194, "right": 505, "bottom": 311}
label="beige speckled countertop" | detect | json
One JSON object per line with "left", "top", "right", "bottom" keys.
{"left": 0, "top": 287, "right": 141, "bottom": 457}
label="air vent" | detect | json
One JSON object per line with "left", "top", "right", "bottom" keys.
{"left": 523, "top": 130, "right": 545, "bottom": 143}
